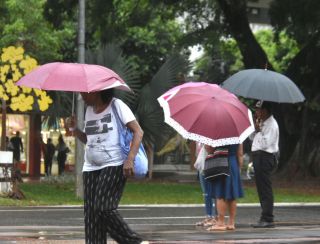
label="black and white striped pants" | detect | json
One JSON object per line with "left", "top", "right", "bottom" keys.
{"left": 83, "top": 165, "right": 142, "bottom": 244}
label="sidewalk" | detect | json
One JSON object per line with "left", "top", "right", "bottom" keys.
{"left": 1, "top": 205, "right": 320, "bottom": 243}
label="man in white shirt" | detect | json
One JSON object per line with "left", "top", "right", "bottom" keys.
{"left": 251, "top": 101, "right": 279, "bottom": 228}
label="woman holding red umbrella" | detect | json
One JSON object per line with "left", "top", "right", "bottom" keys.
{"left": 158, "top": 82, "right": 253, "bottom": 231}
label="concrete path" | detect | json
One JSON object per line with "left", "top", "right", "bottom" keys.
{"left": 0, "top": 204, "right": 320, "bottom": 243}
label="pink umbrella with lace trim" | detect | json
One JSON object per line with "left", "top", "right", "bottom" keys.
{"left": 158, "top": 82, "right": 254, "bottom": 147}
{"left": 16, "top": 62, "right": 131, "bottom": 92}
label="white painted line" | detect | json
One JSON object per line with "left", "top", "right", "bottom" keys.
{"left": 119, "top": 203, "right": 320, "bottom": 207}
{"left": 124, "top": 216, "right": 210, "bottom": 220}
{"left": 1, "top": 202, "right": 320, "bottom": 209}
{"left": 0, "top": 208, "right": 147, "bottom": 212}
{"left": 0, "top": 226, "right": 83, "bottom": 230}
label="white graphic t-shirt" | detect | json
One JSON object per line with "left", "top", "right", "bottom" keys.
{"left": 82, "top": 98, "right": 136, "bottom": 172}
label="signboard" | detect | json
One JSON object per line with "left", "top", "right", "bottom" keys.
{"left": 0, "top": 151, "right": 13, "bottom": 164}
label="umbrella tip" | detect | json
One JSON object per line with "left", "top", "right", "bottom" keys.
{"left": 264, "top": 62, "right": 268, "bottom": 70}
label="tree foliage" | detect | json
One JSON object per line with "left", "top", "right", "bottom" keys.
{"left": 0, "top": 0, "right": 75, "bottom": 63}
{"left": 193, "top": 29, "right": 300, "bottom": 82}
{"left": 44, "top": 0, "right": 185, "bottom": 82}
{"left": 269, "top": 0, "right": 320, "bottom": 45}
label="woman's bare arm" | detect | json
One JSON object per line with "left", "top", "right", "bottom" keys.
{"left": 237, "top": 144, "right": 244, "bottom": 168}
{"left": 204, "top": 145, "right": 215, "bottom": 154}
{"left": 66, "top": 117, "right": 87, "bottom": 144}
{"left": 73, "top": 128, "right": 87, "bottom": 144}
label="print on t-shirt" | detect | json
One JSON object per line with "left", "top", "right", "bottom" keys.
{"left": 85, "top": 113, "right": 115, "bottom": 165}
{"left": 85, "top": 113, "right": 113, "bottom": 135}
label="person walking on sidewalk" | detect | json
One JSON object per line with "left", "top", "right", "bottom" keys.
{"left": 10, "top": 131, "right": 24, "bottom": 181}
{"left": 251, "top": 101, "right": 279, "bottom": 228}
{"left": 44, "top": 138, "right": 55, "bottom": 176}
{"left": 10, "top": 131, "right": 23, "bottom": 163}
{"left": 56, "top": 134, "right": 70, "bottom": 175}
{"left": 67, "top": 88, "right": 145, "bottom": 244}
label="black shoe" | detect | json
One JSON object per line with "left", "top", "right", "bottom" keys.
{"left": 252, "top": 221, "right": 275, "bottom": 228}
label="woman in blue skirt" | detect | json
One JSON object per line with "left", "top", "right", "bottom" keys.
{"left": 206, "top": 144, "right": 244, "bottom": 231}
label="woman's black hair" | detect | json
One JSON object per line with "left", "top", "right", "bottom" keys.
{"left": 99, "top": 88, "right": 114, "bottom": 104}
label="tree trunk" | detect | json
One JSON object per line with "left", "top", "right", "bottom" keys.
{"left": 216, "top": 0, "right": 272, "bottom": 69}
{"left": 282, "top": 32, "right": 320, "bottom": 176}
{"left": 1, "top": 99, "right": 6, "bottom": 150}
{"left": 28, "top": 114, "right": 42, "bottom": 177}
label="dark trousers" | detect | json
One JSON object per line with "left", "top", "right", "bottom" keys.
{"left": 83, "top": 165, "right": 142, "bottom": 244}
{"left": 57, "top": 154, "right": 66, "bottom": 175}
{"left": 44, "top": 157, "right": 53, "bottom": 176}
{"left": 252, "top": 151, "right": 276, "bottom": 223}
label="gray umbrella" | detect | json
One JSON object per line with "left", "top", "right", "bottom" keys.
{"left": 221, "top": 69, "right": 305, "bottom": 103}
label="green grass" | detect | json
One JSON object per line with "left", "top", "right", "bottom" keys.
{"left": 0, "top": 180, "right": 319, "bottom": 206}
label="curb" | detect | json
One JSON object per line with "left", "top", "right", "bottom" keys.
{"left": 14, "top": 203, "right": 320, "bottom": 208}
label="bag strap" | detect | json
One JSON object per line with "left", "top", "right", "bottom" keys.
{"left": 111, "top": 99, "right": 125, "bottom": 132}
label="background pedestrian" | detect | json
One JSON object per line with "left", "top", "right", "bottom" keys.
{"left": 56, "top": 134, "right": 70, "bottom": 175}
{"left": 44, "top": 138, "right": 55, "bottom": 176}
{"left": 10, "top": 131, "right": 23, "bottom": 163}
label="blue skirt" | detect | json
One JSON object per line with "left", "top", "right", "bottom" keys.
{"left": 211, "top": 146, "right": 244, "bottom": 200}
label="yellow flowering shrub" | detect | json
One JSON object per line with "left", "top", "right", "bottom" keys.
{"left": 1, "top": 46, "right": 24, "bottom": 64}
{"left": 0, "top": 46, "right": 52, "bottom": 112}
{"left": 37, "top": 91, "right": 53, "bottom": 111}
{"left": 10, "top": 94, "right": 34, "bottom": 112}
{"left": 19, "top": 56, "right": 38, "bottom": 75}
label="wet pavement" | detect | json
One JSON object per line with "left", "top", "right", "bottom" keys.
{"left": 0, "top": 204, "right": 320, "bottom": 243}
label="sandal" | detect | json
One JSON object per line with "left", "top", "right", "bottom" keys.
{"left": 195, "top": 217, "right": 211, "bottom": 226}
{"left": 207, "top": 225, "right": 227, "bottom": 231}
{"left": 226, "top": 225, "right": 235, "bottom": 230}
{"left": 203, "top": 218, "right": 217, "bottom": 227}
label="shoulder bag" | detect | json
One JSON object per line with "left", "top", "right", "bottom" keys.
{"left": 203, "top": 146, "right": 229, "bottom": 180}
{"left": 111, "top": 100, "right": 148, "bottom": 178}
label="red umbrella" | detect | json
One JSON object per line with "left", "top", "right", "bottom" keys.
{"left": 158, "top": 82, "right": 254, "bottom": 147}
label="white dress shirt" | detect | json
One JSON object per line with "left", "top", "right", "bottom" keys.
{"left": 251, "top": 115, "right": 279, "bottom": 153}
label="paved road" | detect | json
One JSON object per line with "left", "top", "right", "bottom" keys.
{"left": 0, "top": 204, "right": 320, "bottom": 243}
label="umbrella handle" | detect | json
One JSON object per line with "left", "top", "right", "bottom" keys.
{"left": 72, "top": 92, "right": 75, "bottom": 117}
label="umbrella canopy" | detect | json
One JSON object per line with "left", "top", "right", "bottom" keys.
{"left": 158, "top": 81, "right": 206, "bottom": 103}
{"left": 221, "top": 69, "right": 305, "bottom": 103}
{"left": 158, "top": 82, "right": 255, "bottom": 147}
{"left": 16, "top": 62, "right": 131, "bottom": 92}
